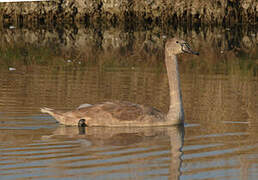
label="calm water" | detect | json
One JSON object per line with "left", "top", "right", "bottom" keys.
{"left": 0, "top": 25, "right": 257, "bottom": 180}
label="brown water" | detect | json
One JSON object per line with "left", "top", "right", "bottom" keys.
{"left": 0, "top": 25, "right": 257, "bottom": 179}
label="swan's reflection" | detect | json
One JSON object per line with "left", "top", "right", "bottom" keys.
{"left": 44, "top": 125, "right": 184, "bottom": 179}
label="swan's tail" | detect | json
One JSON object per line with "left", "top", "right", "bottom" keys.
{"left": 40, "top": 107, "right": 54, "bottom": 114}
{"left": 40, "top": 107, "right": 65, "bottom": 124}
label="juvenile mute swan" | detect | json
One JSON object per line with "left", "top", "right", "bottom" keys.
{"left": 41, "top": 38, "right": 199, "bottom": 126}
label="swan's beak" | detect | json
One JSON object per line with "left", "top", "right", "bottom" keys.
{"left": 181, "top": 43, "right": 199, "bottom": 55}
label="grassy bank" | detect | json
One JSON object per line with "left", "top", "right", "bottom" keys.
{"left": 0, "top": 0, "right": 257, "bottom": 27}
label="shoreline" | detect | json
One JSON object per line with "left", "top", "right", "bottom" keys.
{"left": 0, "top": 0, "right": 257, "bottom": 26}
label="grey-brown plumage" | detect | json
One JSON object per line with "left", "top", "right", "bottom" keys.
{"left": 41, "top": 37, "right": 199, "bottom": 126}
{"left": 41, "top": 101, "right": 165, "bottom": 126}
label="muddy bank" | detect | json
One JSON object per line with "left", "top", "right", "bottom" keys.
{"left": 0, "top": 0, "right": 257, "bottom": 26}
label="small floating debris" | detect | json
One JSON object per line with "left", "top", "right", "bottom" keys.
{"left": 225, "top": 28, "right": 230, "bottom": 31}
{"left": 8, "top": 67, "right": 16, "bottom": 71}
{"left": 67, "top": 59, "right": 72, "bottom": 63}
{"left": 9, "top": 25, "right": 15, "bottom": 29}
{"left": 220, "top": 50, "right": 224, "bottom": 54}
{"left": 162, "top": 35, "right": 167, "bottom": 39}
{"left": 78, "top": 61, "right": 81, "bottom": 64}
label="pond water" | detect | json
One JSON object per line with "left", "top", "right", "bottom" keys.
{"left": 0, "top": 25, "right": 257, "bottom": 180}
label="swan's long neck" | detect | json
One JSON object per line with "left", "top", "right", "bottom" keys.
{"left": 165, "top": 53, "right": 184, "bottom": 124}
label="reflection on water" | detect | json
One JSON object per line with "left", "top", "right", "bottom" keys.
{"left": 0, "top": 126, "right": 184, "bottom": 180}
{"left": 0, "top": 25, "right": 257, "bottom": 179}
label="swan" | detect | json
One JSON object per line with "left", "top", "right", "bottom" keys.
{"left": 41, "top": 37, "right": 199, "bottom": 126}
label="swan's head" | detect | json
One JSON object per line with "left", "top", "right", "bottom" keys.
{"left": 165, "top": 38, "right": 199, "bottom": 56}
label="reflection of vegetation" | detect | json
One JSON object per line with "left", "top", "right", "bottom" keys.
{"left": 181, "top": 56, "right": 257, "bottom": 77}
{"left": 0, "top": 43, "right": 63, "bottom": 67}
{"left": 1, "top": 42, "right": 256, "bottom": 77}
{"left": 0, "top": 26, "right": 257, "bottom": 77}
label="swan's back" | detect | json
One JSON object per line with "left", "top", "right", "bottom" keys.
{"left": 80, "top": 102, "right": 166, "bottom": 126}
{"left": 42, "top": 101, "right": 166, "bottom": 126}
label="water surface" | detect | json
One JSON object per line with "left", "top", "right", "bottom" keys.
{"left": 0, "top": 25, "right": 257, "bottom": 179}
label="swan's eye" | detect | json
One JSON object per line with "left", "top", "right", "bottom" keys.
{"left": 176, "top": 41, "right": 179, "bottom": 43}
